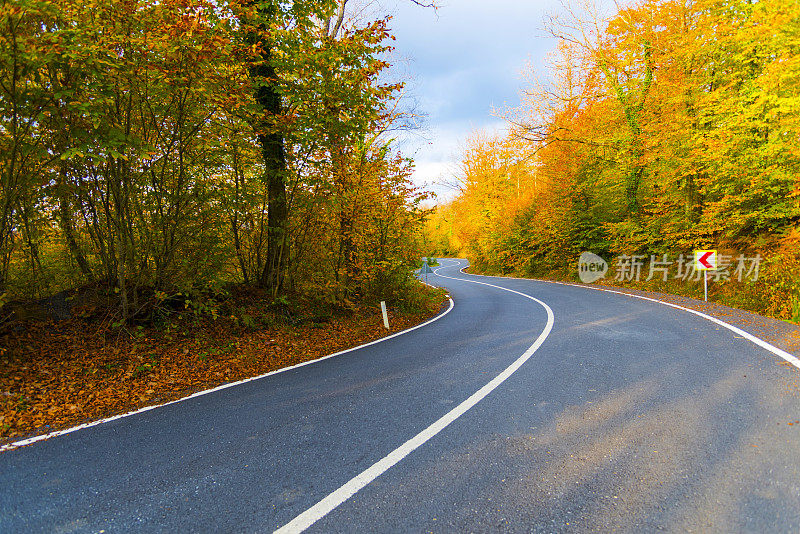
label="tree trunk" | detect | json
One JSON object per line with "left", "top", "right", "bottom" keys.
{"left": 598, "top": 40, "right": 653, "bottom": 216}
{"left": 57, "top": 165, "right": 93, "bottom": 278}
{"left": 259, "top": 124, "right": 288, "bottom": 292}
{"left": 248, "top": 3, "right": 289, "bottom": 293}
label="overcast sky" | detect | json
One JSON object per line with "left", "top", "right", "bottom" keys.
{"left": 377, "top": 0, "right": 568, "bottom": 201}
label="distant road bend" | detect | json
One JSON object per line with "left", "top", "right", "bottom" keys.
{"left": 3, "top": 258, "right": 800, "bottom": 532}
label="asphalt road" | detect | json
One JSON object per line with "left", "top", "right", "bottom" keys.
{"left": 3, "top": 258, "right": 800, "bottom": 533}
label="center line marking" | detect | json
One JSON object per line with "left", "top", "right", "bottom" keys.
{"left": 274, "top": 259, "right": 554, "bottom": 534}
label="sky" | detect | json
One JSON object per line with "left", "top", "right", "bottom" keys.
{"left": 377, "top": 0, "right": 568, "bottom": 201}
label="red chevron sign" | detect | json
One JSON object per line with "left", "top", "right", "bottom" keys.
{"left": 695, "top": 250, "right": 717, "bottom": 271}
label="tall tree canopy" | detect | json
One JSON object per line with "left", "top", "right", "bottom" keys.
{"left": 427, "top": 0, "right": 800, "bottom": 320}
{"left": 0, "top": 0, "right": 430, "bottom": 320}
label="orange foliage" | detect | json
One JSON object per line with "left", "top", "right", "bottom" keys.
{"left": 427, "top": 0, "right": 800, "bottom": 320}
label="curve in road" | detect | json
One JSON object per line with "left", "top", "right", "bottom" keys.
{"left": 3, "top": 257, "right": 800, "bottom": 533}
{"left": 276, "top": 264, "right": 555, "bottom": 533}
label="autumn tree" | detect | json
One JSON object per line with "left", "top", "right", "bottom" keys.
{"left": 0, "top": 0, "right": 60, "bottom": 292}
{"left": 0, "top": 0, "right": 435, "bottom": 325}
{"left": 431, "top": 0, "right": 800, "bottom": 303}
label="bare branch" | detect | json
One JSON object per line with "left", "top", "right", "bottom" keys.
{"left": 329, "top": 0, "right": 348, "bottom": 38}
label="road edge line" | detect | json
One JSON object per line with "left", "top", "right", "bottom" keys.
{"left": 0, "top": 296, "right": 456, "bottom": 454}
{"left": 551, "top": 281, "right": 800, "bottom": 369}
{"left": 453, "top": 260, "right": 800, "bottom": 370}
{"left": 274, "top": 258, "right": 554, "bottom": 534}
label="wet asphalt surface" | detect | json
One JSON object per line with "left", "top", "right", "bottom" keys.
{"left": 2, "top": 258, "right": 800, "bottom": 533}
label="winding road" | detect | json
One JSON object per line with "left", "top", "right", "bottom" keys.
{"left": 3, "top": 258, "right": 800, "bottom": 532}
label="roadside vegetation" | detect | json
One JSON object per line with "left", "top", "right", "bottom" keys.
{"left": 0, "top": 284, "right": 446, "bottom": 442}
{"left": 0, "top": 0, "right": 446, "bottom": 440}
{"left": 425, "top": 0, "right": 800, "bottom": 323}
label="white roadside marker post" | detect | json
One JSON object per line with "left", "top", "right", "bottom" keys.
{"left": 380, "top": 301, "right": 390, "bottom": 330}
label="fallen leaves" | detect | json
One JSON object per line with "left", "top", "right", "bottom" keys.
{"left": 0, "top": 286, "right": 447, "bottom": 444}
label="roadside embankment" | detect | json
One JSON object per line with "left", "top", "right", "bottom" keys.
{"left": 0, "top": 283, "right": 448, "bottom": 445}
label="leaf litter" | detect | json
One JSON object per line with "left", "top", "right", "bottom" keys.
{"left": 0, "top": 287, "right": 448, "bottom": 445}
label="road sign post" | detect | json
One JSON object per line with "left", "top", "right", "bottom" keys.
{"left": 420, "top": 261, "right": 434, "bottom": 283}
{"left": 694, "top": 249, "right": 717, "bottom": 302}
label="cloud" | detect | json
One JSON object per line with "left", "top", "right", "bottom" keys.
{"left": 377, "top": 0, "right": 567, "bottom": 200}
{"left": 375, "top": 0, "right": 626, "bottom": 202}
{"left": 397, "top": 118, "right": 509, "bottom": 199}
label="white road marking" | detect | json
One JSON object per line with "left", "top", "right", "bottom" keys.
{"left": 0, "top": 297, "right": 456, "bottom": 454}
{"left": 553, "top": 281, "right": 800, "bottom": 370}
{"left": 279, "top": 257, "right": 796, "bottom": 532}
{"left": 451, "top": 259, "right": 800, "bottom": 370}
{"left": 275, "top": 259, "right": 554, "bottom": 534}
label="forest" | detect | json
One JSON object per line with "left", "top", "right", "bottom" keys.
{"left": 0, "top": 0, "right": 435, "bottom": 323}
{"left": 0, "top": 0, "right": 446, "bottom": 439}
{"left": 3, "top": 0, "right": 799, "bottom": 441}
{"left": 426, "top": 0, "right": 800, "bottom": 323}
